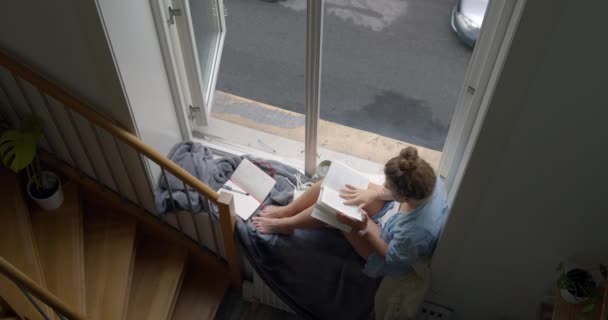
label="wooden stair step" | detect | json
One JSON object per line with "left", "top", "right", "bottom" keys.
{"left": 126, "top": 233, "right": 188, "bottom": 320}
{"left": 30, "top": 182, "right": 86, "bottom": 316}
{"left": 0, "top": 169, "right": 51, "bottom": 320}
{"left": 171, "top": 261, "right": 230, "bottom": 320}
{"left": 84, "top": 204, "right": 137, "bottom": 320}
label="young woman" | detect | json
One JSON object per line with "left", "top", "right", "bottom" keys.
{"left": 252, "top": 146, "right": 448, "bottom": 278}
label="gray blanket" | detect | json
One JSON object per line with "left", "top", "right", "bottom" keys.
{"left": 155, "top": 142, "right": 380, "bottom": 319}
{"left": 237, "top": 221, "right": 381, "bottom": 320}
{"left": 154, "top": 142, "right": 295, "bottom": 217}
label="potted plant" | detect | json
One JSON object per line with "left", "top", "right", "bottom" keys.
{"left": 0, "top": 116, "right": 64, "bottom": 210}
{"left": 556, "top": 262, "right": 608, "bottom": 314}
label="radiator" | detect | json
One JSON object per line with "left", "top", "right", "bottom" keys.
{"left": 243, "top": 273, "right": 294, "bottom": 314}
{"left": 165, "top": 210, "right": 294, "bottom": 313}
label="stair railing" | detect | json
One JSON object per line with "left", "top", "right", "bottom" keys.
{"left": 0, "top": 50, "right": 241, "bottom": 304}
{"left": 0, "top": 257, "right": 84, "bottom": 320}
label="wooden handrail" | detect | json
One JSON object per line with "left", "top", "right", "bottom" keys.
{"left": 0, "top": 50, "right": 219, "bottom": 202}
{"left": 0, "top": 256, "right": 86, "bottom": 320}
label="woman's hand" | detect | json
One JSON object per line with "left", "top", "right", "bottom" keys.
{"left": 340, "top": 184, "right": 378, "bottom": 207}
{"left": 336, "top": 206, "right": 369, "bottom": 232}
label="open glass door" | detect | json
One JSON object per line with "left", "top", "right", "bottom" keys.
{"left": 181, "top": 0, "right": 308, "bottom": 165}
{"left": 180, "top": 0, "right": 226, "bottom": 126}
{"left": 151, "top": 0, "right": 226, "bottom": 129}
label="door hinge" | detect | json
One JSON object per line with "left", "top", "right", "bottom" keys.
{"left": 167, "top": 6, "right": 182, "bottom": 25}
{"left": 189, "top": 105, "right": 201, "bottom": 119}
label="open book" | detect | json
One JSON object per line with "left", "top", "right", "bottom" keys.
{"left": 311, "top": 161, "right": 370, "bottom": 232}
{"left": 220, "top": 159, "right": 276, "bottom": 220}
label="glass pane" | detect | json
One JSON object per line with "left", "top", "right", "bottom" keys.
{"left": 193, "top": 0, "right": 306, "bottom": 164}
{"left": 189, "top": 0, "right": 223, "bottom": 102}
{"left": 318, "top": 0, "right": 480, "bottom": 172}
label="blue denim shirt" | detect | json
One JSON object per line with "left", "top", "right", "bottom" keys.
{"left": 363, "top": 178, "right": 448, "bottom": 278}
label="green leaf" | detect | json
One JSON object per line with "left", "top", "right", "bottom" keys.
{"left": 0, "top": 139, "right": 13, "bottom": 156}
{"left": 0, "top": 130, "right": 37, "bottom": 173}
{"left": 582, "top": 303, "right": 595, "bottom": 313}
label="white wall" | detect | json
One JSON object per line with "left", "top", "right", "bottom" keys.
{"left": 95, "top": 0, "right": 185, "bottom": 158}
{"left": 431, "top": 0, "right": 608, "bottom": 318}
{"left": 0, "top": 0, "right": 129, "bottom": 126}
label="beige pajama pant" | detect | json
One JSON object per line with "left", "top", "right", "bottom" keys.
{"left": 374, "top": 259, "right": 431, "bottom": 320}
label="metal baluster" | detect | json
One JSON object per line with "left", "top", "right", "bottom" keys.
{"left": 13, "top": 75, "right": 59, "bottom": 155}
{"left": 182, "top": 180, "right": 203, "bottom": 246}
{"left": 54, "top": 310, "right": 67, "bottom": 320}
{"left": 112, "top": 137, "right": 144, "bottom": 206}
{"left": 0, "top": 79, "right": 22, "bottom": 121}
{"left": 90, "top": 123, "right": 120, "bottom": 192}
{"left": 207, "top": 198, "right": 221, "bottom": 258}
{"left": 161, "top": 168, "right": 183, "bottom": 231}
{"left": 175, "top": 212, "right": 184, "bottom": 232}
{"left": 17, "top": 285, "right": 51, "bottom": 320}
{"left": 38, "top": 90, "right": 78, "bottom": 168}
{"left": 138, "top": 151, "right": 158, "bottom": 214}
{"left": 66, "top": 107, "right": 102, "bottom": 181}
{"left": 12, "top": 75, "right": 36, "bottom": 115}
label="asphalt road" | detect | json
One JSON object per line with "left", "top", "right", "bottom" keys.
{"left": 215, "top": 0, "right": 472, "bottom": 151}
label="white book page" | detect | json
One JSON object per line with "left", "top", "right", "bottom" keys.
{"left": 321, "top": 187, "right": 363, "bottom": 221}
{"left": 311, "top": 206, "right": 352, "bottom": 232}
{"left": 221, "top": 180, "right": 260, "bottom": 220}
{"left": 230, "top": 159, "right": 276, "bottom": 202}
{"left": 323, "top": 161, "right": 369, "bottom": 192}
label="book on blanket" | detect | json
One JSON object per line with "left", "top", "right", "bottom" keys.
{"left": 220, "top": 159, "right": 276, "bottom": 220}
{"left": 311, "top": 161, "right": 370, "bottom": 232}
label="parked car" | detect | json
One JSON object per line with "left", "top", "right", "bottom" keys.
{"left": 451, "top": 0, "right": 489, "bottom": 48}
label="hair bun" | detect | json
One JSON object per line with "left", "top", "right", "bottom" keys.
{"left": 398, "top": 147, "right": 419, "bottom": 171}
{"left": 399, "top": 147, "right": 418, "bottom": 160}
{"left": 400, "top": 146, "right": 419, "bottom": 160}
{"left": 399, "top": 147, "right": 418, "bottom": 171}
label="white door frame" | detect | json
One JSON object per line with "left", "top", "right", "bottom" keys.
{"left": 150, "top": 0, "right": 193, "bottom": 140}
{"left": 439, "top": 0, "right": 527, "bottom": 205}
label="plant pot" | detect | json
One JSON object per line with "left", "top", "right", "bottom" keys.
{"left": 26, "top": 171, "right": 63, "bottom": 211}
{"left": 559, "top": 268, "right": 596, "bottom": 304}
{"left": 560, "top": 288, "right": 590, "bottom": 304}
{"left": 316, "top": 160, "right": 332, "bottom": 178}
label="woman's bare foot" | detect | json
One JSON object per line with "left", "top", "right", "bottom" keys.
{"left": 259, "top": 205, "right": 294, "bottom": 218}
{"left": 252, "top": 217, "right": 293, "bottom": 234}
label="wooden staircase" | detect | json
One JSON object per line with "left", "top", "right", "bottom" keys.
{"left": 0, "top": 168, "right": 230, "bottom": 320}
